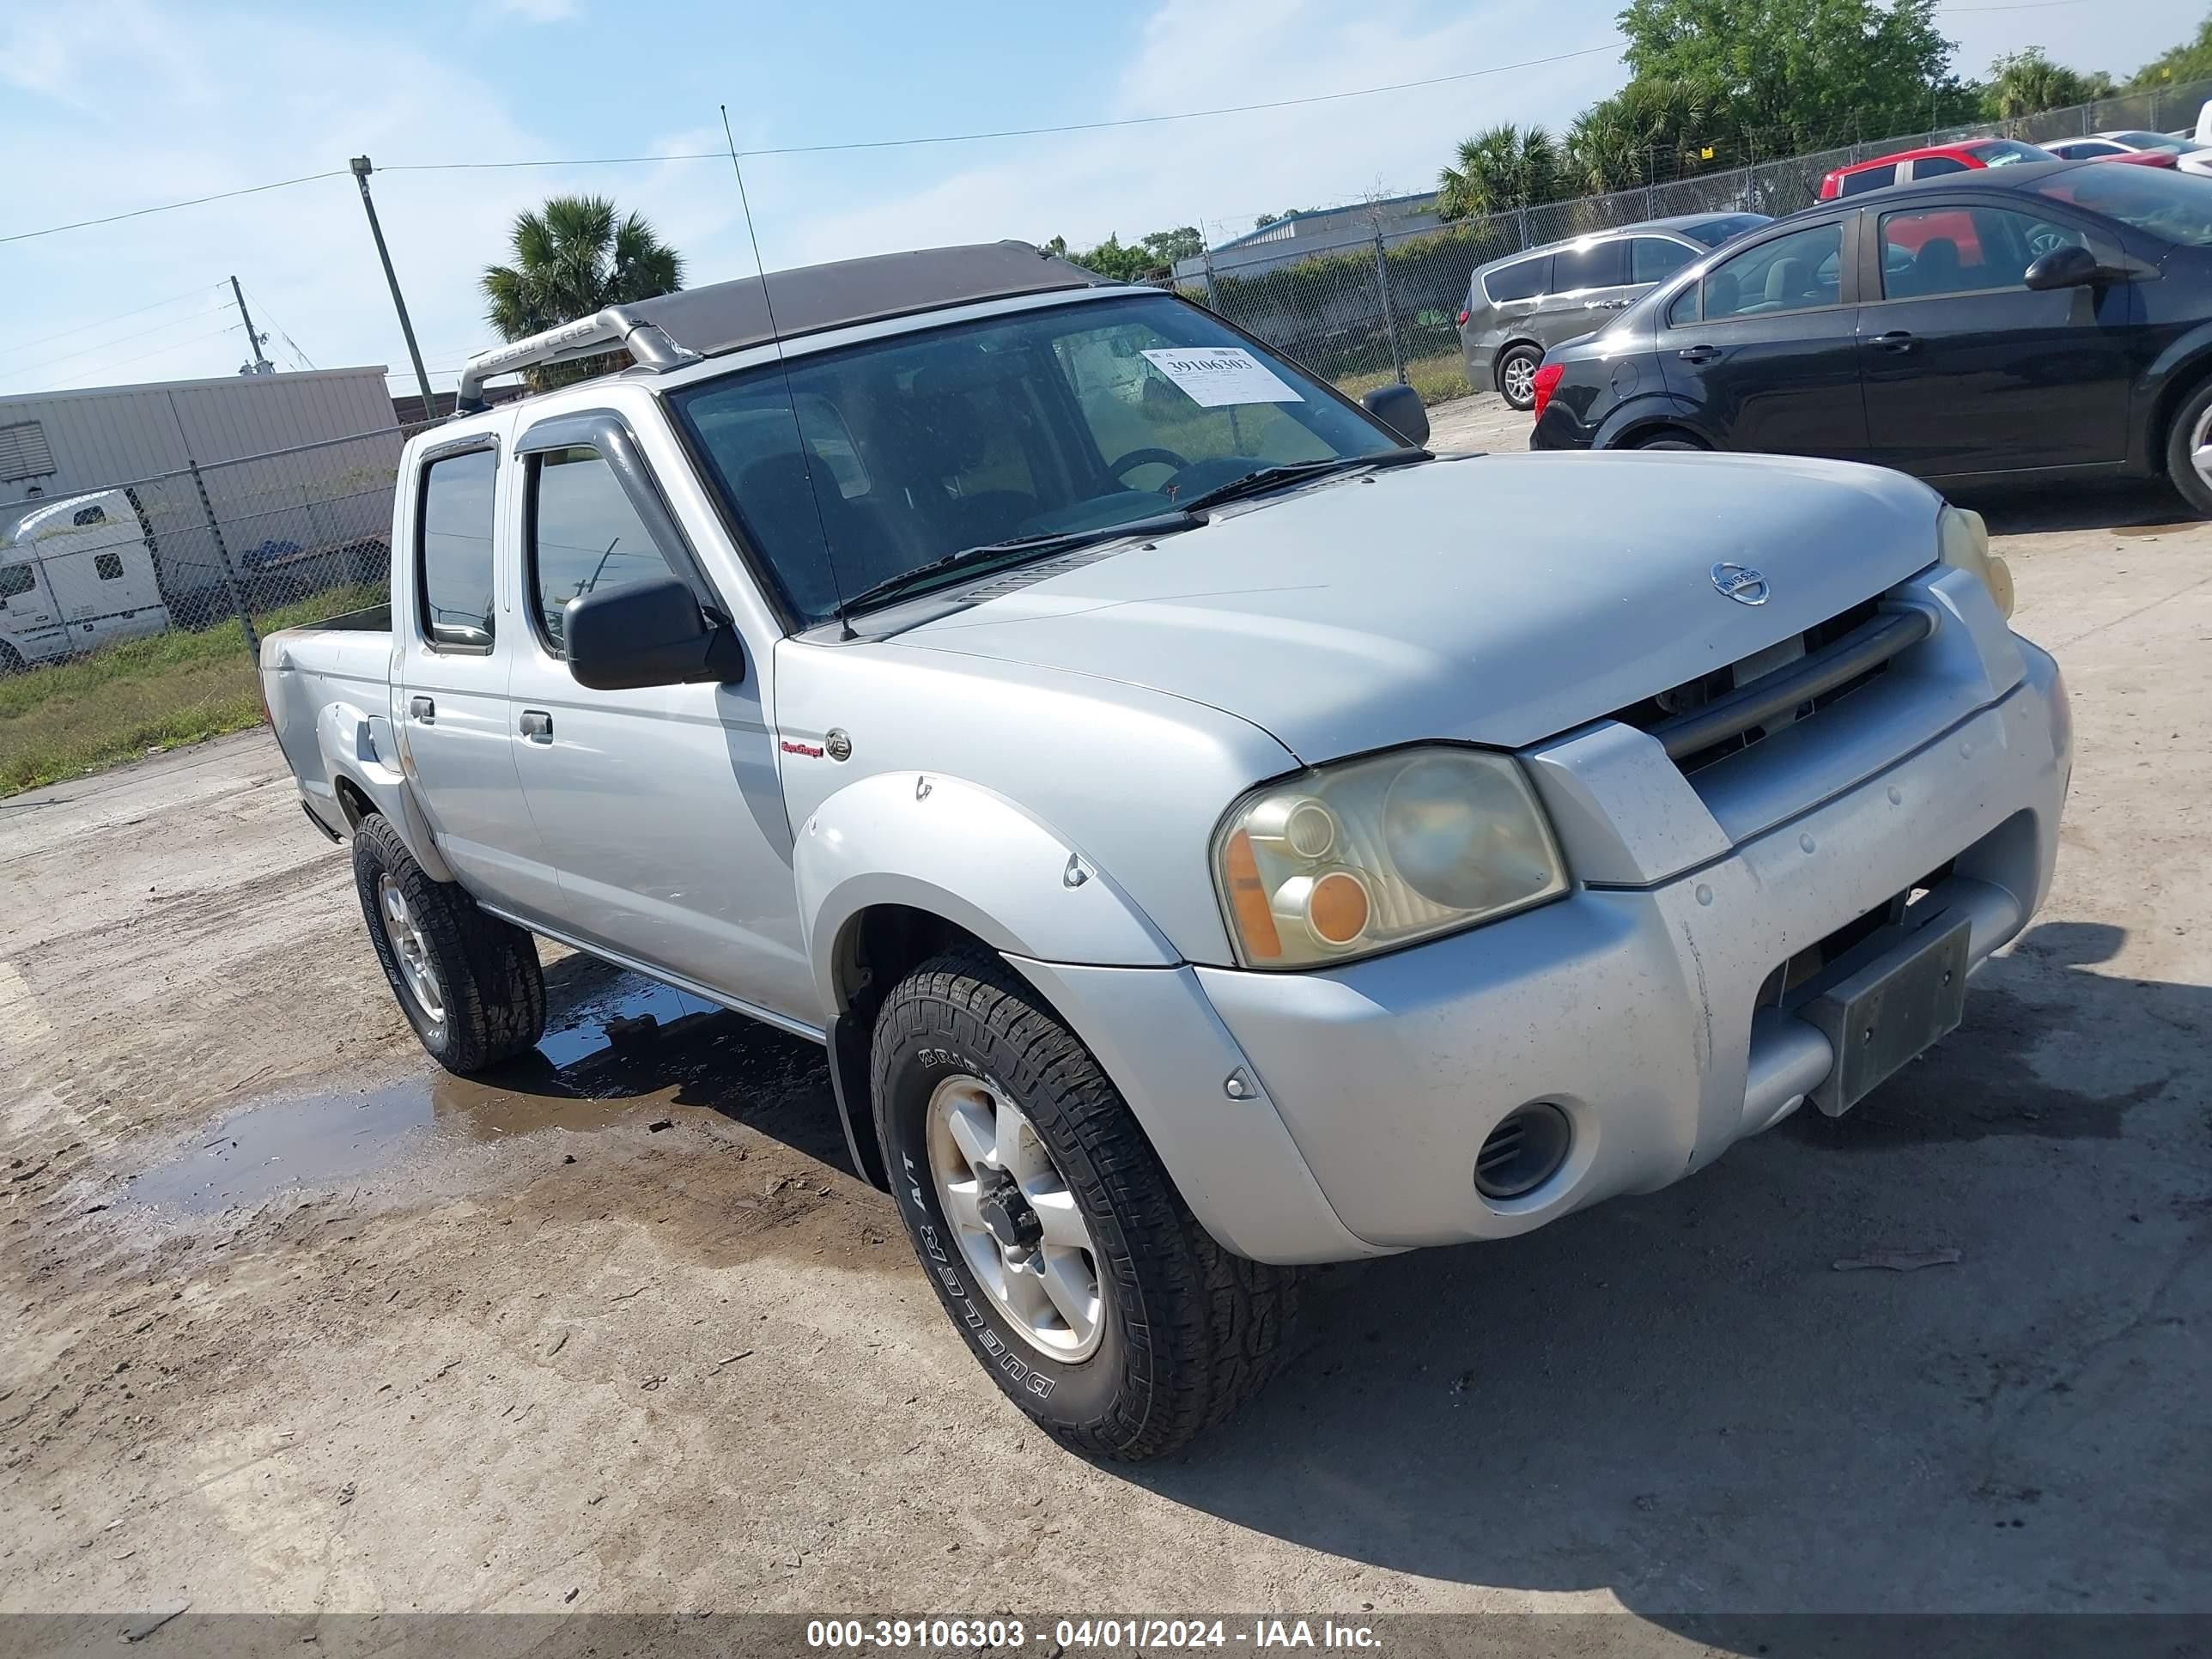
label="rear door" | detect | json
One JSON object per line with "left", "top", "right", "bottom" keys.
{"left": 1656, "top": 215, "right": 1870, "bottom": 458}
{"left": 1856, "top": 198, "right": 2135, "bottom": 475}
{"left": 392, "top": 429, "right": 562, "bottom": 919}
{"left": 1533, "top": 236, "right": 1631, "bottom": 347}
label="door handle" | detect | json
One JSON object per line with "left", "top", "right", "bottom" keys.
{"left": 1871, "top": 330, "right": 1917, "bottom": 353}
{"left": 409, "top": 696, "right": 434, "bottom": 724}
{"left": 1677, "top": 344, "right": 1721, "bottom": 364}
{"left": 1583, "top": 299, "right": 1611, "bottom": 309}
{"left": 520, "top": 709, "right": 553, "bottom": 744}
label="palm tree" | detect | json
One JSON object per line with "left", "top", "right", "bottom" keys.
{"left": 1437, "top": 125, "right": 1559, "bottom": 221}
{"left": 1983, "top": 48, "right": 2113, "bottom": 120}
{"left": 482, "top": 196, "right": 684, "bottom": 386}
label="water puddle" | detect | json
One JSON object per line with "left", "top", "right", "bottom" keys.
{"left": 124, "top": 962, "right": 832, "bottom": 1215}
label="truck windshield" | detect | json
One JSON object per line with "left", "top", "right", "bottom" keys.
{"left": 668, "top": 293, "right": 1408, "bottom": 624}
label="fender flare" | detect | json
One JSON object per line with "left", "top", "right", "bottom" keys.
{"left": 313, "top": 699, "right": 456, "bottom": 884}
{"left": 2141, "top": 327, "right": 2212, "bottom": 472}
{"left": 795, "top": 769, "right": 1178, "bottom": 1015}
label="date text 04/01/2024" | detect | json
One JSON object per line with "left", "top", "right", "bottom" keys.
{"left": 804, "top": 1617, "right": 1380, "bottom": 1649}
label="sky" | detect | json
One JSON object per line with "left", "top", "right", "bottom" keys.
{"left": 1, "top": 0, "right": 2203, "bottom": 403}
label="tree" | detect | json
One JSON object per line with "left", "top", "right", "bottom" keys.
{"left": 1252, "top": 209, "right": 1318, "bottom": 228}
{"left": 1564, "top": 76, "right": 1725, "bottom": 193}
{"left": 1616, "top": 0, "right": 1974, "bottom": 152}
{"left": 2130, "top": 11, "right": 2212, "bottom": 88}
{"left": 1140, "top": 226, "right": 1204, "bottom": 264}
{"left": 1437, "top": 124, "right": 1560, "bottom": 221}
{"left": 482, "top": 196, "right": 684, "bottom": 387}
{"left": 1983, "top": 47, "right": 2113, "bottom": 118}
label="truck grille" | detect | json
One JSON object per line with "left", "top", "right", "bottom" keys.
{"left": 1607, "top": 598, "right": 1928, "bottom": 774}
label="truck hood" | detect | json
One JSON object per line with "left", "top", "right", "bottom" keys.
{"left": 888, "top": 450, "right": 1944, "bottom": 763}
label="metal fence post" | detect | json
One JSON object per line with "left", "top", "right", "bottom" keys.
{"left": 186, "top": 458, "right": 258, "bottom": 659}
{"left": 1371, "top": 225, "right": 1407, "bottom": 386}
{"left": 1200, "top": 246, "right": 1220, "bottom": 308}
{"left": 1516, "top": 204, "right": 1531, "bottom": 251}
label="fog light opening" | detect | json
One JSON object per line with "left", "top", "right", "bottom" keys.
{"left": 1474, "top": 1103, "right": 1572, "bottom": 1201}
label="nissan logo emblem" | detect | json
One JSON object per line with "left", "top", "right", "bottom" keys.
{"left": 1711, "top": 562, "right": 1769, "bottom": 605}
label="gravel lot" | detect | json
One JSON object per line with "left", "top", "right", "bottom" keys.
{"left": 3, "top": 402, "right": 2208, "bottom": 1644}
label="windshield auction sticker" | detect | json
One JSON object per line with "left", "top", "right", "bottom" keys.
{"left": 1140, "top": 346, "right": 1302, "bottom": 407}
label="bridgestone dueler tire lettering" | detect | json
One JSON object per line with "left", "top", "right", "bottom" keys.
{"left": 352, "top": 814, "right": 546, "bottom": 1074}
{"left": 872, "top": 947, "right": 1300, "bottom": 1460}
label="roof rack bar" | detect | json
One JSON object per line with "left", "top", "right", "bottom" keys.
{"left": 454, "top": 307, "right": 702, "bottom": 413}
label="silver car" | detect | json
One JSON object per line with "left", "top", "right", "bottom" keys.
{"left": 1462, "top": 211, "right": 1770, "bottom": 408}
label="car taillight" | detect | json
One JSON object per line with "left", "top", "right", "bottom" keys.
{"left": 1530, "top": 363, "right": 1565, "bottom": 420}
{"left": 1455, "top": 308, "right": 1469, "bottom": 326}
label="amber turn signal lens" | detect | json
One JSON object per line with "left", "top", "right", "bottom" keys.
{"left": 1224, "top": 830, "right": 1282, "bottom": 960}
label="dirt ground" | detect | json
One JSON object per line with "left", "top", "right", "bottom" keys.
{"left": 3, "top": 404, "right": 2208, "bottom": 1648}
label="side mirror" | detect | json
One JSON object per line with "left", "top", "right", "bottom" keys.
{"left": 2023, "top": 244, "right": 2105, "bottom": 291}
{"left": 565, "top": 575, "right": 744, "bottom": 691}
{"left": 1360, "top": 381, "right": 1430, "bottom": 447}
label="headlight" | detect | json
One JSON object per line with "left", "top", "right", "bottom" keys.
{"left": 1213, "top": 745, "right": 1569, "bottom": 969}
{"left": 1938, "top": 504, "right": 2013, "bottom": 619}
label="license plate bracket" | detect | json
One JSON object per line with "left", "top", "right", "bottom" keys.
{"left": 1800, "top": 908, "right": 1972, "bottom": 1117}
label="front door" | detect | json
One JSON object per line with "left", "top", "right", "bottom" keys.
{"left": 0, "top": 550, "right": 65, "bottom": 665}
{"left": 503, "top": 417, "right": 813, "bottom": 1024}
{"left": 392, "top": 434, "right": 561, "bottom": 920}
{"left": 1856, "top": 200, "right": 2136, "bottom": 477}
{"left": 1657, "top": 216, "right": 1870, "bottom": 459}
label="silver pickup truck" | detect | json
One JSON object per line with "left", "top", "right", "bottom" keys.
{"left": 263, "top": 241, "right": 2070, "bottom": 1458}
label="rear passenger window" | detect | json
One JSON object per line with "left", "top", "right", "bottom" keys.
{"left": 1631, "top": 238, "right": 1696, "bottom": 283}
{"left": 1911, "top": 156, "right": 1968, "bottom": 179}
{"left": 1553, "top": 239, "right": 1626, "bottom": 290}
{"left": 1838, "top": 165, "right": 1897, "bottom": 197}
{"left": 528, "top": 446, "right": 687, "bottom": 657}
{"left": 1666, "top": 284, "right": 1700, "bottom": 326}
{"left": 417, "top": 447, "right": 498, "bottom": 651}
{"left": 94, "top": 552, "right": 124, "bottom": 580}
{"left": 1483, "top": 256, "right": 1551, "bottom": 303}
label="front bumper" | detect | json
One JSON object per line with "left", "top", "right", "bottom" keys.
{"left": 1196, "top": 641, "right": 2069, "bottom": 1255}
{"left": 1022, "top": 632, "right": 2069, "bottom": 1265}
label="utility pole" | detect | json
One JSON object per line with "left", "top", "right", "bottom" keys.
{"left": 349, "top": 156, "right": 438, "bottom": 421}
{"left": 229, "top": 276, "right": 273, "bottom": 374}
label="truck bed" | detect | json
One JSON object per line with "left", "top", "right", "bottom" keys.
{"left": 260, "top": 607, "right": 396, "bottom": 836}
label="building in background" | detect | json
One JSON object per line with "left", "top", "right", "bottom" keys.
{"left": 1173, "top": 191, "right": 1443, "bottom": 283}
{"left": 0, "top": 368, "right": 404, "bottom": 627}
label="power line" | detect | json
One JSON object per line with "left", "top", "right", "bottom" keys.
{"left": 240, "top": 283, "right": 318, "bottom": 370}
{"left": 28, "top": 324, "right": 241, "bottom": 393}
{"left": 9, "top": 303, "right": 234, "bottom": 381}
{"left": 0, "top": 169, "right": 349, "bottom": 248}
{"left": 384, "top": 43, "right": 1629, "bottom": 171}
{"left": 0, "top": 283, "right": 228, "bottom": 360}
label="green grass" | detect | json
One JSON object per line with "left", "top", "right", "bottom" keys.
{"left": 1334, "top": 350, "right": 1474, "bottom": 410}
{"left": 0, "top": 586, "right": 382, "bottom": 796}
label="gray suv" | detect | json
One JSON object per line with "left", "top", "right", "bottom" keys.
{"left": 1462, "top": 211, "right": 1769, "bottom": 408}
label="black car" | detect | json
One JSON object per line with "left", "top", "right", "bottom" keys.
{"left": 1528, "top": 161, "right": 2212, "bottom": 513}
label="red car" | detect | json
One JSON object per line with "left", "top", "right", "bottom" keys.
{"left": 1816, "top": 137, "right": 2171, "bottom": 199}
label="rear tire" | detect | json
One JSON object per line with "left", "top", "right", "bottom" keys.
{"left": 2162, "top": 377, "right": 2212, "bottom": 518}
{"left": 1497, "top": 343, "right": 1543, "bottom": 411}
{"left": 872, "top": 948, "right": 1299, "bottom": 1461}
{"left": 352, "top": 814, "right": 545, "bottom": 1073}
{"left": 1634, "top": 432, "right": 1707, "bottom": 452}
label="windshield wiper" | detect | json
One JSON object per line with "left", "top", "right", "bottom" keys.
{"left": 1172, "top": 447, "right": 1429, "bottom": 514}
{"left": 840, "top": 511, "right": 1197, "bottom": 617}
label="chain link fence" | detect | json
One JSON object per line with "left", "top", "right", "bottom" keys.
{"left": 1185, "top": 76, "right": 2212, "bottom": 402}
{"left": 1, "top": 419, "right": 435, "bottom": 671}
{"left": 1, "top": 420, "right": 441, "bottom": 793}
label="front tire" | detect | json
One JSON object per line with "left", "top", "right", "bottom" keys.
{"left": 2163, "top": 378, "right": 2212, "bottom": 518}
{"left": 352, "top": 814, "right": 545, "bottom": 1073}
{"left": 872, "top": 949, "right": 1298, "bottom": 1460}
{"left": 1497, "top": 343, "right": 1543, "bottom": 410}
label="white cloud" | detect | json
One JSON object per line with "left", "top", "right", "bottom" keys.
{"left": 483, "top": 0, "right": 580, "bottom": 22}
